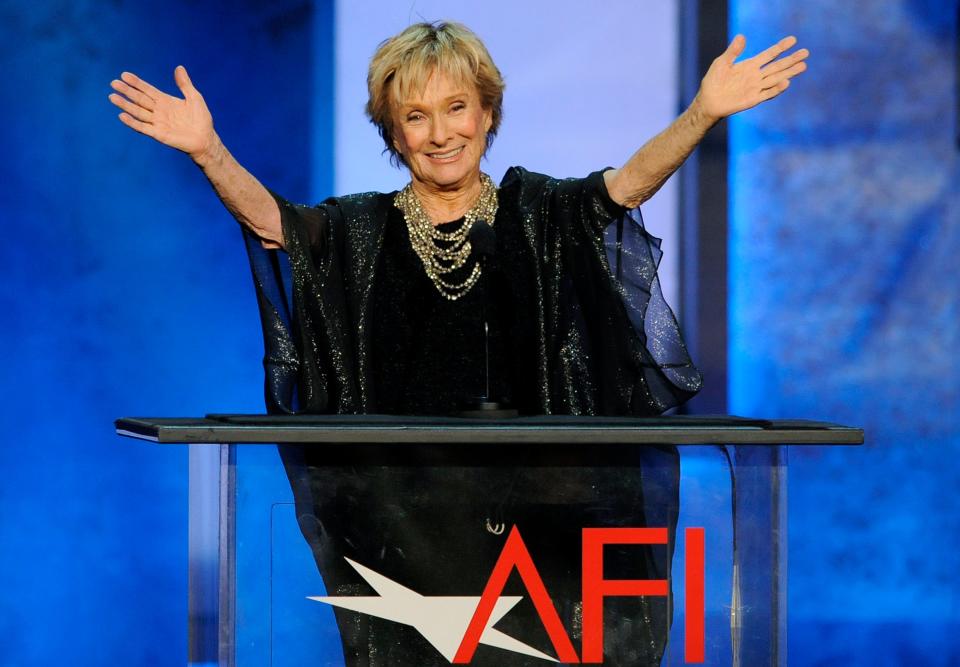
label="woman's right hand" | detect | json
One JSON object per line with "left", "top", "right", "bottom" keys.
{"left": 109, "top": 66, "right": 217, "bottom": 162}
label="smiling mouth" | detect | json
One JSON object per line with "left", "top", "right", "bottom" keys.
{"left": 426, "top": 146, "right": 464, "bottom": 161}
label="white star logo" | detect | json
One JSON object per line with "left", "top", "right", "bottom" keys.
{"left": 309, "top": 558, "right": 559, "bottom": 663}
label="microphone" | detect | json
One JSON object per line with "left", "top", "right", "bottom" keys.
{"left": 458, "top": 220, "right": 517, "bottom": 418}
{"left": 468, "top": 219, "right": 496, "bottom": 258}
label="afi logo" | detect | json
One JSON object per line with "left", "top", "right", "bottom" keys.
{"left": 314, "top": 526, "right": 706, "bottom": 664}
{"left": 455, "top": 526, "right": 705, "bottom": 664}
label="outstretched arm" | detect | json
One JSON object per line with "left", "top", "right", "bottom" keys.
{"left": 109, "top": 66, "right": 284, "bottom": 248}
{"left": 604, "top": 35, "right": 809, "bottom": 209}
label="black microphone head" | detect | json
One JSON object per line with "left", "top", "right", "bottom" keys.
{"left": 469, "top": 219, "right": 497, "bottom": 258}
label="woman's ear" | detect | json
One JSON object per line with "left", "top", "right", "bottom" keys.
{"left": 484, "top": 108, "right": 493, "bottom": 133}
{"left": 391, "top": 126, "right": 406, "bottom": 157}
{"left": 390, "top": 118, "right": 404, "bottom": 153}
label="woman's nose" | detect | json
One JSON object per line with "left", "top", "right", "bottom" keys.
{"left": 429, "top": 117, "right": 450, "bottom": 146}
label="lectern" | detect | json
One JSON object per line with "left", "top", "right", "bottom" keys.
{"left": 116, "top": 414, "right": 861, "bottom": 666}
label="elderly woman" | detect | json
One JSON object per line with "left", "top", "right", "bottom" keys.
{"left": 111, "top": 21, "right": 806, "bottom": 666}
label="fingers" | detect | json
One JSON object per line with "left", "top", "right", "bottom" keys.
{"left": 108, "top": 91, "right": 153, "bottom": 122}
{"left": 110, "top": 79, "right": 155, "bottom": 111}
{"left": 752, "top": 35, "right": 798, "bottom": 68}
{"left": 117, "top": 111, "right": 155, "bottom": 138}
{"left": 725, "top": 34, "right": 746, "bottom": 63}
{"left": 762, "top": 60, "right": 807, "bottom": 89}
{"left": 174, "top": 65, "right": 196, "bottom": 98}
{"left": 761, "top": 48, "right": 809, "bottom": 76}
{"left": 760, "top": 79, "right": 790, "bottom": 102}
{"left": 119, "top": 71, "right": 164, "bottom": 102}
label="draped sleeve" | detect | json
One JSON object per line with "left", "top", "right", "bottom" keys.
{"left": 275, "top": 192, "right": 332, "bottom": 274}
{"left": 498, "top": 166, "right": 701, "bottom": 415}
{"left": 243, "top": 190, "right": 390, "bottom": 416}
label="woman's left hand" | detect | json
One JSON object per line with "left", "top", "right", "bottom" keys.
{"left": 695, "top": 34, "right": 809, "bottom": 122}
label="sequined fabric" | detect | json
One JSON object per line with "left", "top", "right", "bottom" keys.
{"left": 253, "top": 167, "right": 700, "bottom": 417}
{"left": 371, "top": 213, "right": 515, "bottom": 414}
{"left": 243, "top": 167, "right": 701, "bottom": 666}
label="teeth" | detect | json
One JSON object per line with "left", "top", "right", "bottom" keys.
{"left": 429, "top": 147, "right": 463, "bottom": 159}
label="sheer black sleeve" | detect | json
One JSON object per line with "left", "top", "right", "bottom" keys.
{"left": 500, "top": 166, "right": 702, "bottom": 415}
{"left": 243, "top": 190, "right": 391, "bottom": 416}
{"left": 242, "top": 192, "right": 337, "bottom": 415}
{"left": 270, "top": 191, "right": 332, "bottom": 277}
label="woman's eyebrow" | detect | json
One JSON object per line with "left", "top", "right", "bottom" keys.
{"left": 398, "top": 93, "right": 468, "bottom": 111}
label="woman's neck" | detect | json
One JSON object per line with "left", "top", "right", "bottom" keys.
{"left": 410, "top": 173, "right": 483, "bottom": 225}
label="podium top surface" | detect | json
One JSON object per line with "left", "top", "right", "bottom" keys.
{"left": 115, "top": 414, "right": 863, "bottom": 445}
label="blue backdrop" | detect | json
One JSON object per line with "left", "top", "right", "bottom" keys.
{"left": 0, "top": 1, "right": 327, "bottom": 664}
{"left": 730, "top": 0, "right": 959, "bottom": 663}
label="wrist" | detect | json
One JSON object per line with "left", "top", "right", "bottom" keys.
{"left": 191, "top": 132, "right": 223, "bottom": 168}
{"left": 688, "top": 94, "right": 721, "bottom": 130}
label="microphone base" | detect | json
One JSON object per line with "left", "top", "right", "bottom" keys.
{"left": 456, "top": 398, "right": 519, "bottom": 419}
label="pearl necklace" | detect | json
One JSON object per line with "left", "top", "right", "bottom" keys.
{"left": 394, "top": 173, "right": 499, "bottom": 301}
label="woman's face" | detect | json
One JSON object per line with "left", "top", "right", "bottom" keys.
{"left": 391, "top": 69, "right": 492, "bottom": 193}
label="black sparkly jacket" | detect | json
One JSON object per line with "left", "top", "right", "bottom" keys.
{"left": 243, "top": 166, "right": 701, "bottom": 416}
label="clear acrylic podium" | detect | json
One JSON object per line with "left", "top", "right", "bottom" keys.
{"left": 116, "top": 414, "right": 862, "bottom": 666}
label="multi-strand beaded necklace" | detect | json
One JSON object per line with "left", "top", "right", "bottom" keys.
{"left": 394, "top": 173, "right": 498, "bottom": 301}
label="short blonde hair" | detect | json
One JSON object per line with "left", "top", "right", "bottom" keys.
{"left": 365, "top": 21, "right": 505, "bottom": 167}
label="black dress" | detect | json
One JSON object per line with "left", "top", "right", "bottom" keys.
{"left": 244, "top": 168, "right": 701, "bottom": 665}
{"left": 370, "top": 212, "right": 513, "bottom": 415}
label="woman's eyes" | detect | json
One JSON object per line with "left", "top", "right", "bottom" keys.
{"left": 405, "top": 103, "right": 466, "bottom": 122}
